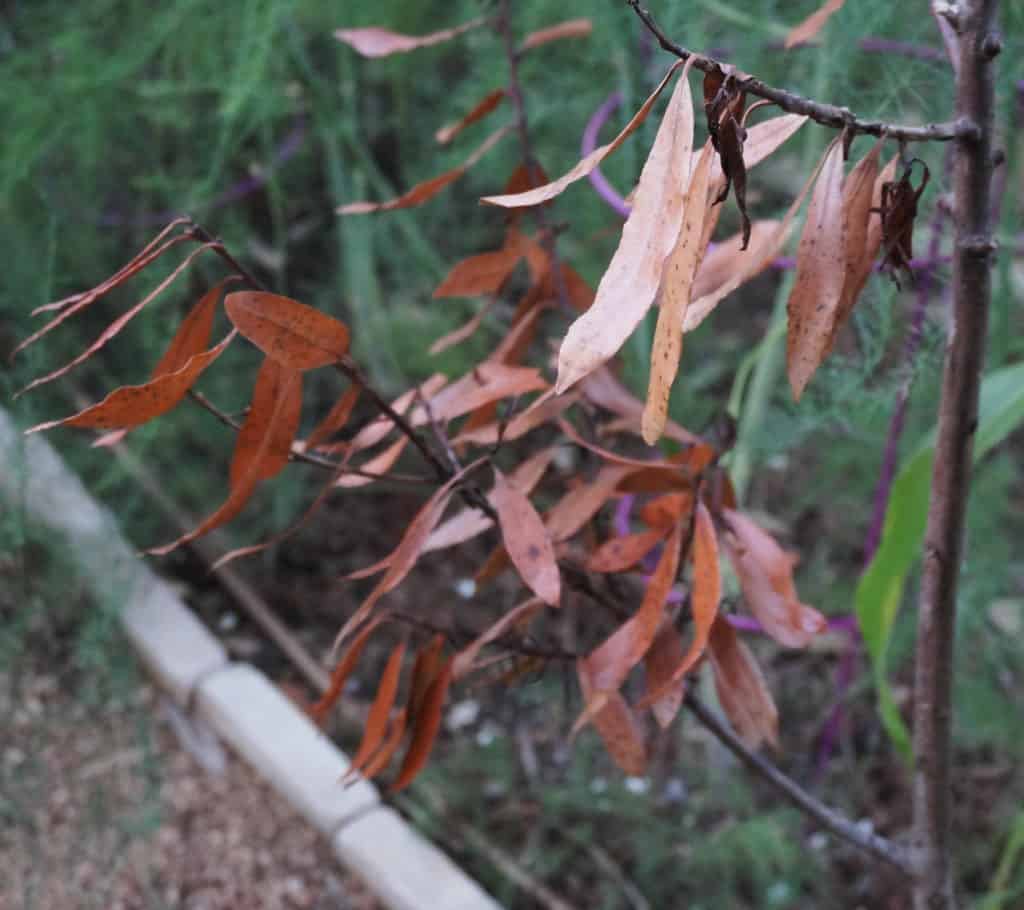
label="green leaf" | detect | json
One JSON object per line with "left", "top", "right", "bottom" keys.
{"left": 856, "top": 361, "right": 1024, "bottom": 759}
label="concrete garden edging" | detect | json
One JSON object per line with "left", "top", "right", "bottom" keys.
{"left": 0, "top": 408, "right": 502, "bottom": 910}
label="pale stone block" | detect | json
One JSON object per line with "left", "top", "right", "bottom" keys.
{"left": 196, "top": 664, "right": 379, "bottom": 833}
{"left": 333, "top": 807, "right": 503, "bottom": 910}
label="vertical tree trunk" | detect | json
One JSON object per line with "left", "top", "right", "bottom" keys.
{"left": 911, "top": 2, "right": 1000, "bottom": 908}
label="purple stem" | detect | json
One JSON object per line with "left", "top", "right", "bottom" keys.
{"left": 581, "top": 92, "right": 632, "bottom": 218}
{"left": 96, "top": 113, "right": 308, "bottom": 228}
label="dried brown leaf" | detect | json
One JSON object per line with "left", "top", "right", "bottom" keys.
{"left": 519, "top": 18, "right": 592, "bottom": 52}
{"left": 390, "top": 658, "right": 454, "bottom": 792}
{"left": 784, "top": 0, "right": 847, "bottom": 49}
{"left": 229, "top": 357, "right": 303, "bottom": 487}
{"left": 435, "top": 88, "right": 506, "bottom": 144}
{"left": 335, "top": 18, "right": 485, "bottom": 58}
{"left": 707, "top": 617, "right": 779, "bottom": 750}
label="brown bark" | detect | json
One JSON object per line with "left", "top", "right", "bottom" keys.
{"left": 911, "top": 2, "right": 1000, "bottom": 908}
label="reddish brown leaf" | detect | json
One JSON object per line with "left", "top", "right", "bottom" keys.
{"left": 519, "top": 18, "right": 592, "bottom": 52}
{"left": 331, "top": 458, "right": 488, "bottom": 653}
{"left": 16, "top": 243, "right": 217, "bottom": 398}
{"left": 335, "top": 17, "right": 485, "bottom": 57}
{"left": 435, "top": 88, "right": 506, "bottom": 144}
{"left": 343, "top": 375, "right": 447, "bottom": 455}
{"left": 151, "top": 279, "right": 236, "bottom": 378}
{"left": 433, "top": 247, "right": 523, "bottom": 298}
{"left": 390, "top": 658, "right": 454, "bottom": 792}
{"left": 230, "top": 358, "right": 303, "bottom": 487}
{"left": 642, "top": 140, "right": 715, "bottom": 444}
{"left": 491, "top": 468, "right": 561, "bottom": 606}
{"left": 452, "top": 597, "right": 546, "bottom": 680}
{"left": 423, "top": 447, "right": 556, "bottom": 555}
{"left": 357, "top": 708, "right": 408, "bottom": 780}
{"left": 410, "top": 363, "right": 548, "bottom": 425}
{"left": 428, "top": 299, "right": 497, "bottom": 355}
{"left": 304, "top": 384, "right": 361, "bottom": 451}
{"left": 784, "top": 0, "right": 847, "bottom": 48}
{"left": 639, "top": 491, "right": 693, "bottom": 530}
{"left": 644, "top": 622, "right": 687, "bottom": 728}
{"left": 577, "top": 662, "right": 647, "bottom": 776}
{"left": 786, "top": 137, "right": 848, "bottom": 400}
{"left": 309, "top": 616, "right": 383, "bottom": 726}
{"left": 225, "top": 291, "right": 350, "bottom": 371}
{"left": 25, "top": 332, "right": 235, "bottom": 435}
{"left": 482, "top": 60, "right": 685, "bottom": 209}
{"left": 544, "top": 464, "right": 633, "bottom": 543}
{"left": 341, "top": 127, "right": 509, "bottom": 214}
{"left": 707, "top": 617, "right": 779, "bottom": 749}
{"left": 586, "top": 528, "right": 667, "bottom": 573}
{"left": 555, "top": 59, "right": 697, "bottom": 393}
{"left": 147, "top": 363, "right": 302, "bottom": 556}
{"left": 722, "top": 508, "right": 826, "bottom": 648}
{"left": 875, "top": 158, "right": 930, "bottom": 284}
{"left": 408, "top": 635, "right": 447, "bottom": 720}
{"left": 350, "top": 641, "right": 407, "bottom": 774}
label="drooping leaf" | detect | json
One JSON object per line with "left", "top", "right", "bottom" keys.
{"left": 703, "top": 67, "right": 750, "bottom": 248}
{"left": 587, "top": 528, "right": 667, "bottom": 574}
{"left": 341, "top": 127, "right": 510, "bottom": 214}
{"left": 435, "top": 88, "right": 506, "bottom": 144}
{"left": 151, "top": 278, "right": 237, "bottom": 378}
{"left": 25, "top": 332, "right": 235, "bottom": 435}
{"left": 644, "top": 622, "right": 687, "bottom": 728}
{"left": 452, "top": 597, "right": 546, "bottom": 679}
{"left": 638, "top": 491, "right": 694, "bottom": 530}
{"left": 544, "top": 464, "right": 634, "bottom": 542}
{"left": 481, "top": 60, "right": 685, "bottom": 209}
{"left": 16, "top": 243, "right": 217, "bottom": 397}
{"left": 408, "top": 635, "right": 447, "bottom": 720}
{"left": 147, "top": 360, "right": 303, "bottom": 555}
{"left": 334, "top": 435, "right": 409, "bottom": 488}
{"left": 519, "top": 18, "right": 592, "bottom": 52}
{"left": 225, "top": 291, "right": 350, "bottom": 371}
{"left": 390, "top": 658, "right": 454, "bottom": 792}
{"left": 707, "top": 617, "right": 779, "bottom": 749}
{"left": 349, "top": 641, "right": 407, "bottom": 775}
{"left": 433, "top": 247, "right": 523, "bottom": 298}
{"left": 309, "top": 616, "right": 384, "bottom": 725}
{"left": 335, "top": 17, "right": 485, "bottom": 57}
{"left": 331, "top": 459, "right": 488, "bottom": 653}
{"left": 784, "top": 0, "right": 847, "bottom": 49}
{"left": 691, "top": 221, "right": 780, "bottom": 300}
{"left": 410, "top": 363, "right": 548, "bottom": 424}
{"left": 875, "top": 158, "right": 930, "bottom": 284}
{"left": 342, "top": 375, "right": 447, "bottom": 455}
{"left": 722, "top": 508, "right": 826, "bottom": 648}
{"left": 451, "top": 389, "right": 578, "bottom": 446}
{"left": 786, "top": 136, "right": 848, "bottom": 400}
{"left": 304, "top": 384, "right": 361, "bottom": 451}
{"left": 428, "top": 299, "right": 497, "bottom": 355}
{"left": 554, "top": 60, "right": 697, "bottom": 393}
{"left": 229, "top": 357, "right": 303, "bottom": 487}
{"left": 491, "top": 467, "right": 561, "bottom": 606}
{"left": 356, "top": 708, "right": 408, "bottom": 781}
{"left": 642, "top": 140, "right": 715, "bottom": 444}
{"left": 577, "top": 662, "right": 647, "bottom": 776}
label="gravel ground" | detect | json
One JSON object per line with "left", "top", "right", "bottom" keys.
{"left": 1, "top": 670, "right": 380, "bottom": 910}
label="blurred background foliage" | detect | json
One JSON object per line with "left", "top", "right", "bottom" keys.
{"left": 2, "top": 0, "right": 1023, "bottom": 907}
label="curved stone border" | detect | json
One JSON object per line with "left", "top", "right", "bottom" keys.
{"left": 0, "top": 409, "right": 502, "bottom": 910}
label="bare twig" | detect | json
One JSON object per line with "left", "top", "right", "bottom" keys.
{"left": 626, "top": 0, "right": 976, "bottom": 143}
{"left": 911, "top": 3, "right": 1000, "bottom": 907}
{"left": 684, "top": 693, "right": 913, "bottom": 875}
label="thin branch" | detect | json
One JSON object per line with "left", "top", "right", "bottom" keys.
{"left": 626, "top": 0, "right": 976, "bottom": 143}
{"left": 911, "top": 2, "right": 1000, "bottom": 907}
{"left": 684, "top": 693, "right": 914, "bottom": 875}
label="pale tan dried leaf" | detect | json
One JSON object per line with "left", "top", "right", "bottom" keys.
{"left": 335, "top": 18, "right": 485, "bottom": 58}
{"left": 435, "top": 88, "right": 506, "bottom": 144}
{"left": 334, "top": 435, "right": 409, "bottom": 488}
{"left": 691, "top": 221, "right": 780, "bottom": 300}
{"left": 428, "top": 299, "right": 497, "bottom": 355}
{"left": 409, "top": 363, "right": 548, "bottom": 425}
{"left": 555, "top": 60, "right": 698, "bottom": 393}
{"left": 682, "top": 135, "right": 830, "bottom": 333}
{"left": 786, "top": 137, "right": 848, "bottom": 400}
{"left": 519, "top": 18, "right": 592, "bottom": 52}
{"left": 451, "top": 389, "right": 579, "bottom": 446}
{"left": 642, "top": 141, "right": 715, "bottom": 444}
{"left": 343, "top": 375, "right": 447, "bottom": 454}
{"left": 481, "top": 60, "right": 685, "bottom": 209}
{"left": 784, "top": 0, "right": 847, "bottom": 49}
{"left": 340, "top": 127, "right": 509, "bottom": 214}
{"left": 707, "top": 617, "right": 779, "bottom": 749}
{"left": 452, "top": 597, "right": 546, "bottom": 679}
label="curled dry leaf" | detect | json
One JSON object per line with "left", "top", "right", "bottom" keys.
{"left": 490, "top": 467, "right": 561, "bottom": 606}
{"left": 25, "top": 332, "right": 235, "bottom": 435}
{"left": 390, "top": 658, "right": 454, "bottom": 792}
{"left": 341, "top": 127, "right": 510, "bottom": 214}
{"left": 577, "top": 662, "right": 647, "bottom": 776}
{"left": 335, "top": 17, "right": 485, "bottom": 58}
{"left": 435, "top": 88, "right": 506, "bottom": 144}
{"left": 481, "top": 60, "right": 685, "bottom": 209}
{"left": 16, "top": 243, "right": 217, "bottom": 398}
{"left": 229, "top": 357, "right": 303, "bottom": 487}
{"left": 784, "top": 0, "right": 847, "bottom": 49}
{"left": 722, "top": 508, "right": 826, "bottom": 648}
{"left": 452, "top": 597, "right": 546, "bottom": 680}
{"left": 519, "top": 18, "right": 592, "bottom": 52}
{"left": 147, "top": 359, "right": 303, "bottom": 556}
{"left": 642, "top": 140, "right": 715, "bottom": 444}
{"left": 786, "top": 136, "right": 848, "bottom": 400}
{"left": 876, "top": 158, "right": 930, "bottom": 285}
{"left": 707, "top": 617, "right": 779, "bottom": 750}
{"left": 225, "top": 291, "right": 350, "bottom": 371}
{"left": 555, "top": 59, "right": 697, "bottom": 394}
{"left": 703, "top": 68, "right": 751, "bottom": 249}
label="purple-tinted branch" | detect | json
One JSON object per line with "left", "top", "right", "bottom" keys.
{"left": 582, "top": 92, "right": 632, "bottom": 218}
